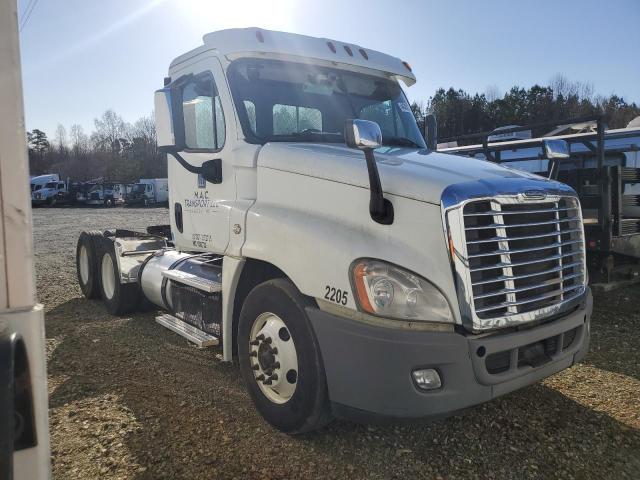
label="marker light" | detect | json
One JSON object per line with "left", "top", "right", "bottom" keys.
{"left": 350, "top": 259, "right": 453, "bottom": 323}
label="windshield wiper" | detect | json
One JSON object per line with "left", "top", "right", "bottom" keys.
{"left": 383, "top": 137, "right": 423, "bottom": 148}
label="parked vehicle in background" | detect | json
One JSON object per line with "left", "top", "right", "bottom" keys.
{"left": 75, "top": 28, "right": 592, "bottom": 434}
{"left": 31, "top": 179, "right": 66, "bottom": 206}
{"left": 29, "top": 173, "right": 59, "bottom": 194}
{"left": 85, "top": 183, "right": 127, "bottom": 207}
{"left": 125, "top": 178, "right": 168, "bottom": 206}
{"left": 440, "top": 116, "right": 640, "bottom": 283}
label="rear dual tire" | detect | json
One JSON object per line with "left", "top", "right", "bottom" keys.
{"left": 76, "top": 230, "right": 140, "bottom": 314}
{"left": 98, "top": 243, "right": 139, "bottom": 315}
{"left": 76, "top": 231, "right": 104, "bottom": 299}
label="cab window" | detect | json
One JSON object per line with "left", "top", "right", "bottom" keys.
{"left": 273, "top": 104, "right": 322, "bottom": 135}
{"left": 181, "top": 72, "right": 226, "bottom": 150}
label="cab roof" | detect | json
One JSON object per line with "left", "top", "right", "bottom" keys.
{"left": 170, "top": 27, "right": 416, "bottom": 86}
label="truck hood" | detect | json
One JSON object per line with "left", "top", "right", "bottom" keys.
{"left": 257, "top": 143, "right": 555, "bottom": 205}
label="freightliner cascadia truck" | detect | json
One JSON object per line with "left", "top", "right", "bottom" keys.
{"left": 75, "top": 28, "right": 592, "bottom": 433}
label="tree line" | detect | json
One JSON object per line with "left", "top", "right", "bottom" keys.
{"left": 28, "top": 110, "right": 166, "bottom": 182}
{"left": 27, "top": 75, "right": 640, "bottom": 180}
{"left": 411, "top": 75, "right": 640, "bottom": 144}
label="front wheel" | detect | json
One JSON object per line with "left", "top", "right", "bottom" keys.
{"left": 238, "top": 278, "right": 332, "bottom": 433}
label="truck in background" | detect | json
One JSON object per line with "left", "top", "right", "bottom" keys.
{"left": 29, "top": 173, "right": 59, "bottom": 194}
{"left": 439, "top": 116, "right": 640, "bottom": 283}
{"left": 85, "top": 182, "right": 128, "bottom": 207}
{"left": 31, "top": 178, "right": 67, "bottom": 206}
{"left": 75, "top": 28, "right": 592, "bottom": 434}
{"left": 125, "top": 178, "right": 168, "bottom": 206}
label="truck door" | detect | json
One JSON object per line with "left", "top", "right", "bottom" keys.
{"left": 169, "top": 59, "right": 232, "bottom": 254}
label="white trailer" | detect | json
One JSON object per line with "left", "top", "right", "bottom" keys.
{"left": 76, "top": 28, "right": 592, "bottom": 433}
{"left": 0, "top": 0, "right": 50, "bottom": 477}
{"left": 125, "top": 178, "right": 169, "bottom": 205}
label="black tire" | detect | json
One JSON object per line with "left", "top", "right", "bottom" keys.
{"left": 238, "top": 278, "right": 332, "bottom": 434}
{"left": 104, "top": 197, "right": 114, "bottom": 208}
{"left": 98, "top": 239, "right": 140, "bottom": 315}
{"left": 75, "top": 230, "right": 103, "bottom": 299}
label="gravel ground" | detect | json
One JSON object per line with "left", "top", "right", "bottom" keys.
{"left": 35, "top": 207, "right": 640, "bottom": 480}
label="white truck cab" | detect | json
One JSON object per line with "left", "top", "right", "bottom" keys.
{"left": 76, "top": 28, "right": 592, "bottom": 433}
{"left": 30, "top": 173, "right": 59, "bottom": 193}
{"left": 31, "top": 179, "right": 66, "bottom": 206}
{"left": 85, "top": 183, "right": 126, "bottom": 207}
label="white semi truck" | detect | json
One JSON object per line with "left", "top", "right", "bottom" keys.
{"left": 75, "top": 28, "right": 592, "bottom": 433}
{"left": 31, "top": 179, "right": 67, "bottom": 206}
{"left": 29, "top": 173, "right": 59, "bottom": 193}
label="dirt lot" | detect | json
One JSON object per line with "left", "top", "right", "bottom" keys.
{"left": 36, "top": 207, "right": 640, "bottom": 479}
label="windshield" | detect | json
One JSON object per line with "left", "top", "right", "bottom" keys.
{"left": 228, "top": 58, "right": 426, "bottom": 149}
{"left": 132, "top": 184, "right": 146, "bottom": 193}
{"left": 44, "top": 182, "right": 56, "bottom": 188}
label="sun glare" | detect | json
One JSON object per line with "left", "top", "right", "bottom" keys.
{"left": 177, "top": 0, "right": 296, "bottom": 34}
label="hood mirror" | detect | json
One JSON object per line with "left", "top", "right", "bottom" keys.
{"left": 345, "top": 119, "right": 393, "bottom": 225}
{"left": 543, "top": 139, "right": 570, "bottom": 180}
{"left": 543, "top": 139, "right": 570, "bottom": 160}
{"left": 345, "top": 119, "right": 382, "bottom": 150}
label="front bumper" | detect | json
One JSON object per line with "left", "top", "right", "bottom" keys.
{"left": 308, "top": 289, "right": 592, "bottom": 420}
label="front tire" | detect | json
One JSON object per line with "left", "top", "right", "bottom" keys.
{"left": 98, "top": 241, "right": 140, "bottom": 314}
{"left": 238, "top": 278, "right": 332, "bottom": 433}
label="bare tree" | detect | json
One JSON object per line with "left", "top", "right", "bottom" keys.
{"left": 484, "top": 84, "right": 502, "bottom": 103}
{"left": 54, "top": 124, "right": 68, "bottom": 151}
{"left": 70, "top": 124, "right": 88, "bottom": 152}
{"left": 93, "top": 109, "right": 128, "bottom": 153}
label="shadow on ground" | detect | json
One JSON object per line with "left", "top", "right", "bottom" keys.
{"left": 46, "top": 296, "right": 640, "bottom": 480}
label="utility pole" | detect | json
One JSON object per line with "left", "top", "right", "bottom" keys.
{"left": 0, "top": 0, "right": 51, "bottom": 478}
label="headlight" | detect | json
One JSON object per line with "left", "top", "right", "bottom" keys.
{"left": 350, "top": 259, "right": 453, "bottom": 323}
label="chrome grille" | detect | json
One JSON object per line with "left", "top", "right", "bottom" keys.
{"left": 449, "top": 195, "right": 586, "bottom": 330}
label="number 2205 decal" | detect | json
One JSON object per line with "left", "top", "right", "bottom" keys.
{"left": 324, "top": 285, "right": 348, "bottom": 305}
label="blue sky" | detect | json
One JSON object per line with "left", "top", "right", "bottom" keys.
{"left": 18, "top": 0, "right": 640, "bottom": 138}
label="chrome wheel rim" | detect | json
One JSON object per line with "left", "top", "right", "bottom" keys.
{"left": 79, "top": 245, "right": 90, "bottom": 284}
{"left": 249, "top": 312, "right": 298, "bottom": 404}
{"left": 101, "top": 253, "right": 116, "bottom": 300}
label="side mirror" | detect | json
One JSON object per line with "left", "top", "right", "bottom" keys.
{"left": 424, "top": 113, "right": 437, "bottom": 150}
{"left": 154, "top": 88, "right": 180, "bottom": 150}
{"left": 543, "top": 139, "right": 570, "bottom": 180}
{"left": 345, "top": 119, "right": 382, "bottom": 150}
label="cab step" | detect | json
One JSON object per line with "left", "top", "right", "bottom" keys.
{"left": 155, "top": 313, "right": 219, "bottom": 347}
{"left": 162, "top": 269, "right": 222, "bottom": 293}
